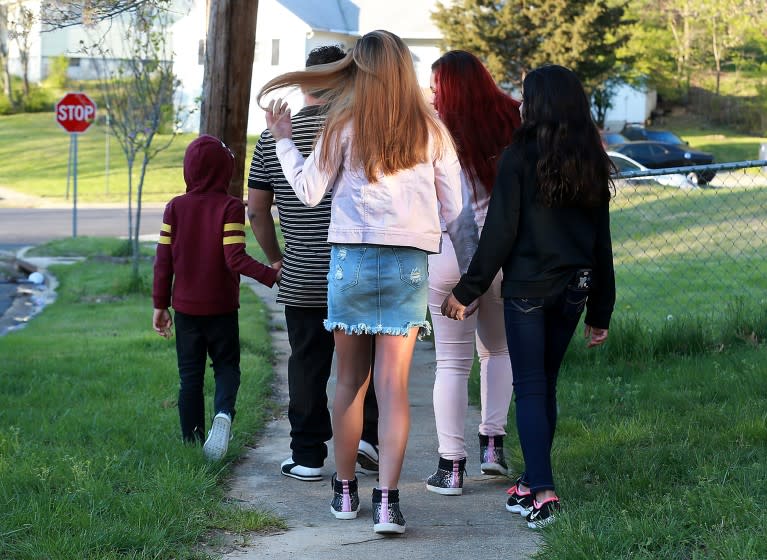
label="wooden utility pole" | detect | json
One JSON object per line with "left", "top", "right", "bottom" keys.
{"left": 200, "top": 0, "right": 259, "bottom": 199}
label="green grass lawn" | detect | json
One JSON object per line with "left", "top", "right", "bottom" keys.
{"left": 1, "top": 112, "right": 765, "bottom": 204}
{"left": 0, "top": 247, "right": 283, "bottom": 559}
{"left": 609, "top": 182, "right": 767, "bottom": 322}
{"left": 0, "top": 113, "right": 260, "bottom": 204}
{"left": 655, "top": 113, "right": 767, "bottom": 163}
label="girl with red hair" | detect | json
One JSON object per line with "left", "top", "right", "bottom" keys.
{"left": 426, "top": 50, "right": 521, "bottom": 495}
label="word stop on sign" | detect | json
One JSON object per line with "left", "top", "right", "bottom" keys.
{"left": 57, "top": 104, "right": 96, "bottom": 121}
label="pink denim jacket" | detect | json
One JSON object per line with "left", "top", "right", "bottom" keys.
{"left": 275, "top": 126, "right": 477, "bottom": 273}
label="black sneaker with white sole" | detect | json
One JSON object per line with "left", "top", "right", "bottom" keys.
{"left": 479, "top": 433, "right": 508, "bottom": 475}
{"left": 526, "top": 496, "right": 560, "bottom": 529}
{"left": 426, "top": 456, "right": 466, "bottom": 496}
{"left": 280, "top": 457, "right": 323, "bottom": 481}
{"left": 505, "top": 477, "right": 534, "bottom": 516}
{"left": 372, "top": 487, "right": 405, "bottom": 534}
{"left": 356, "top": 440, "right": 379, "bottom": 473}
{"left": 330, "top": 473, "right": 360, "bottom": 519}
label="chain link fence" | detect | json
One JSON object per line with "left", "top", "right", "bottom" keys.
{"left": 610, "top": 160, "right": 767, "bottom": 324}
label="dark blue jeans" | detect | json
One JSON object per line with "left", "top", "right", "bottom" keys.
{"left": 175, "top": 311, "right": 240, "bottom": 443}
{"left": 504, "top": 291, "right": 584, "bottom": 493}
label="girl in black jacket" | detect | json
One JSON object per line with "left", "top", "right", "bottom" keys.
{"left": 442, "top": 64, "right": 616, "bottom": 528}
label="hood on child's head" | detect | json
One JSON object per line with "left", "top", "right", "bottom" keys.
{"left": 183, "top": 134, "right": 235, "bottom": 194}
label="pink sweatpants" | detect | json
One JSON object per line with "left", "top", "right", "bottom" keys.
{"left": 427, "top": 234, "right": 514, "bottom": 460}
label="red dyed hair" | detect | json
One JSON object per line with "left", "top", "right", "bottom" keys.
{"left": 431, "top": 51, "right": 521, "bottom": 193}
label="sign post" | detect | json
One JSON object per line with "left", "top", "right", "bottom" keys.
{"left": 56, "top": 92, "right": 97, "bottom": 237}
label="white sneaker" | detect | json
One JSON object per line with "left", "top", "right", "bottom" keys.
{"left": 280, "top": 457, "right": 323, "bottom": 481}
{"left": 203, "top": 412, "right": 231, "bottom": 461}
{"left": 356, "top": 440, "right": 379, "bottom": 473}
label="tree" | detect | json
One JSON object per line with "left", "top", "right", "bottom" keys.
{"left": 48, "top": 0, "right": 261, "bottom": 200}
{"left": 82, "top": 0, "right": 182, "bottom": 285}
{"left": 0, "top": 4, "right": 13, "bottom": 101}
{"left": 7, "top": 1, "right": 34, "bottom": 99}
{"left": 618, "top": 1, "right": 679, "bottom": 101}
{"left": 592, "top": 77, "right": 622, "bottom": 128}
{"left": 40, "top": 0, "right": 160, "bottom": 28}
{"left": 699, "top": 0, "right": 767, "bottom": 94}
{"left": 432, "top": 0, "right": 630, "bottom": 94}
{"left": 199, "top": 0, "right": 259, "bottom": 199}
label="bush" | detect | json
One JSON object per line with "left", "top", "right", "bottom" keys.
{"left": 44, "top": 55, "right": 70, "bottom": 89}
{"left": 23, "top": 86, "right": 56, "bottom": 113}
{"left": 0, "top": 94, "right": 14, "bottom": 115}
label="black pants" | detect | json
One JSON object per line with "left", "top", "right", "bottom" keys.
{"left": 174, "top": 311, "right": 240, "bottom": 443}
{"left": 285, "top": 305, "right": 378, "bottom": 467}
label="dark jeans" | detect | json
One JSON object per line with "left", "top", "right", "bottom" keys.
{"left": 175, "top": 311, "right": 240, "bottom": 444}
{"left": 285, "top": 306, "right": 379, "bottom": 468}
{"left": 504, "top": 291, "right": 583, "bottom": 493}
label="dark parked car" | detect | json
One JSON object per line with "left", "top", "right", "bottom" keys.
{"left": 600, "top": 130, "right": 629, "bottom": 148}
{"left": 621, "top": 124, "right": 688, "bottom": 145}
{"left": 609, "top": 141, "right": 716, "bottom": 184}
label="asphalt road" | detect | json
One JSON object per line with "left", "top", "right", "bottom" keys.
{"left": 0, "top": 207, "right": 165, "bottom": 245}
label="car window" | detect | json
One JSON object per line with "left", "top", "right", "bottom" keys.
{"left": 625, "top": 144, "right": 651, "bottom": 159}
{"left": 647, "top": 144, "right": 670, "bottom": 156}
{"left": 646, "top": 130, "right": 684, "bottom": 144}
{"left": 609, "top": 155, "right": 641, "bottom": 172}
{"left": 603, "top": 132, "right": 628, "bottom": 145}
{"left": 622, "top": 128, "right": 643, "bottom": 140}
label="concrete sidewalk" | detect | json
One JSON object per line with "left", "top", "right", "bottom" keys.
{"left": 220, "top": 279, "right": 541, "bottom": 559}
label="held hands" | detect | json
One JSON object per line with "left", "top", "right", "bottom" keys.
{"left": 272, "top": 259, "right": 283, "bottom": 286}
{"left": 584, "top": 324, "right": 609, "bottom": 348}
{"left": 153, "top": 308, "right": 173, "bottom": 339}
{"left": 265, "top": 98, "right": 292, "bottom": 141}
{"left": 441, "top": 292, "right": 478, "bottom": 320}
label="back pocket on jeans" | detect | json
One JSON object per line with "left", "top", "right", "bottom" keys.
{"left": 330, "top": 245, "right": 364, "bottom": 292}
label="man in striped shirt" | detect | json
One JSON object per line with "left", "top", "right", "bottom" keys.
{"left": 248, "top": 45, "right": 379, "bottom": 481}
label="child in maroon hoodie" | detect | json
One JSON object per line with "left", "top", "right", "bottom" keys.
{"left": 152, "top": 134, "right": 279, "bottom": 460}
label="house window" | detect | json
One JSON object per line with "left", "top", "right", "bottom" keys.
{"left": 69, "top": 58, "right": 81, "bottom": 68}
{"left": 271, "top": 39, "right": 280, "bottom": 66}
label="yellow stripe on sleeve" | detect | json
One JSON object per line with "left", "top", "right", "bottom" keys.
{"left": 157, "top": 236, "right": 171, "bottom": 245}
{"left": 161, "top": 223, "right": 171, "bottom": 232}
{"left": 223, "top": 223, "right": 245, "bottom": 232}
{"left": 223, "top": 236, "right": 246, "bottom": 245}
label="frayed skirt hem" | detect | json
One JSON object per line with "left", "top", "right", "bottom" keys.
{"left": 324, "top": 320, "right": 432, "bottom": 339}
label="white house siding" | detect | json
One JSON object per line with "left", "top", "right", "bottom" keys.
{"left": 603, "top": 82, "right": 658, "bottom": 131}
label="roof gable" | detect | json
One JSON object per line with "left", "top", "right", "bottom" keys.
{"left": 277, "top": 0, "right": 359, "bottom": 33}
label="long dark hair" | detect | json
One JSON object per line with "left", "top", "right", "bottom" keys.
{"left": 431, "top": 51, "right": 521, "bottom": 194}
{"left": 516, "top": 65, "right": 613, "bottom": 207}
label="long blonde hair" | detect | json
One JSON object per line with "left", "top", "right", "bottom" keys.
{"left": 258, "top": 30, "right": 449, "bottom": 182}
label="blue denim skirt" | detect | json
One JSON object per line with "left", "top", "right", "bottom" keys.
{"left": 325, "top": 244, "right": 431, "bottom": 337}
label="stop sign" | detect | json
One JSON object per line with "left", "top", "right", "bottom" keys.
{"left": 56, "top": 92, "right": 97, "bottom": 134}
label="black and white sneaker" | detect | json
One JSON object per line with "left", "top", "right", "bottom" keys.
{"left": 280, "top": 457, "right": 323, "bottom": 482}
{"left": 202, "top": 412, "right": 231, "bottom": 461}
{"left": 505, "top": 477, "right": 534, "bottom": 516}
{"left": 357, "top": 440, "right": 379, "bottom": 473}
{"left": 479, "top": 433, "right": 508, "bottom": 475}
{"left": 526, "top": 496, "right": 560, "bottom": 529}
{"left": 330, "top": 473, "right": 360, "bottom": 519}
{"left": 426, "top": 457, "right": 466, "bottom": 496}
{"left": 372, "top": 487, "right": 405, "bottom": 534}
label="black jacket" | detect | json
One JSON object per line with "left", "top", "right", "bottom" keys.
{"left": 452, "top": 141, "right": 616, "bottom": 329}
